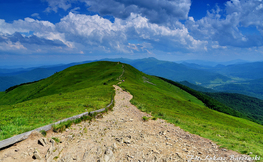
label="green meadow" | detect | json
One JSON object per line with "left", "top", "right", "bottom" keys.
{"left": 119, "top": 64, "right": 263, "bottom": 159}
{"left": 0, "top": 61, "right": 122, "bottom": 140}
{"left": 0, "top": 61, "right": 262, "bottom": 161}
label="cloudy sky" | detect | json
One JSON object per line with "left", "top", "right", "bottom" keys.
{"left": 1, "top": 0, "right": 263, "bottom": 67}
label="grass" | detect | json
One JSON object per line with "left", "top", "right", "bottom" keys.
{"left": 52, "top": 111, "right": 103, "bottom": 133}
{"left": 52, "top": 137, "right": 60, "bottom": 143}
{"left": 0, "top": 61, "right": 122, "bottom": 140}
{"left": 119, "top": 63, "right": 263, "bottom": 160}
{"left": 1, "top": 61, "right": 262, "bottom": 160}
{"left": 142, "top": 116, "right": 150, "bottom": 121}
{"left": 40, "top": 130, "right": 47, "bottom": 137}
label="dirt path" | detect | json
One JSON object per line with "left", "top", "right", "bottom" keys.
{"left": 0, "top": 85, "right": 252, "bottom": 162}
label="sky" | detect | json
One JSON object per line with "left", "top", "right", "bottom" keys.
{"left": 1, "top": 0, "right": 263, "bottom": 67}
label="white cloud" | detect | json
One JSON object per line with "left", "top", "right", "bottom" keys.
{"left": 31, "top": 13, "right": 41, "bottom": 19}
{"left": 186, "top": 0, "right": 263, "bottom": 48}
{"left": 43, "top": 0, "right": 191, "bottom": 25}
{"left": 0, "top": 18, "right": 72, "bottom": 53}
{"left": 55, "top": 12, "right": 207, "bottom": 53}
{"left": 44, "top": 0, "right": 75, "bottom": 12}
{"left": 0, "top": 41, "right": 27, "bottom": 51}
{"left": 70, "top": 7, "right": 80, "bottom": 14}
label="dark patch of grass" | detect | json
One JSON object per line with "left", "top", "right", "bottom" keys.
{"left": 142, "top": 116, "right": 150, "bottom": 121}
{"left": 73, "top": 118, "right": 82, "bottom": 124}
{"left": 40, "top": 130, "right": 46, "bottom": 137}
{"left": 80, "top": 115, "right": 92, "bottom": 122}
{"left": 52, "top": 114, "right": 94, "bottom": 133}
{"left": 52, "top": 137, "right": 60, "bottom": 143}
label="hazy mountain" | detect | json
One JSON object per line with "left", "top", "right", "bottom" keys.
{"left": 213, "top": 78, "right": 263, "bottom": 100}
{"left": 0, "top": 62, "right": 91, "bottom": 91}
{"left": 103, "top": 57, "right": 231, "bottom": 86}
{"left": 176, "top": 59, "right": 249, "bottom": 67}
{"left": 179, "top": 81, "right": 217, "bottom": 93}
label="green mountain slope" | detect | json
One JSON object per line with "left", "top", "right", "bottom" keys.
{"left": 0, "top": 61, "right": 123, "bottom": 140}
{"left": 204, "top": 92, "right": 263, "bottom": 125}
{"left": 0, "top": 76, "right": 28, "bottom": 92}
{"left": 180, "top": 81, "right": 263, "bottom": 124}
{"left": 0, "top": 61, "right": 262, "bottom": 158}
{"left": 0, "top": 61, "right": 121, "bottom": 105}
{"left": 0, "top": 62, "right": 86, "bottom": 92}
{"left": 119, "top": 64, "right": 263, "bottom": 158}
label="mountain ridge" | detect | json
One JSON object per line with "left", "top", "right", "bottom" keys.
{"left": 0, "top": 61, "right": 262, "bottom": 159}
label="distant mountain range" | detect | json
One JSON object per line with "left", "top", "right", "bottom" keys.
{"left": 2, "top": 57, "right": 263, "bottom": 100}
{"left": 178, "top": 59, "right": 249, "bottom": 67}
{"left": 0, "top": 61, "right": 92, "bottom": 91}
{"left": 102, "top": 57, "right": 231, "bottom": 86}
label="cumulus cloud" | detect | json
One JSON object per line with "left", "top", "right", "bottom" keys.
{"left": 0, "top": 18, "right": 73, "bottom": 53}
{"left": 85, "top": 0, "right": 191, "bottom": 24}
{"left": 186, "top": 0, "right": 263, "bottom": 48}
{"left": 0, "top": 41, "right": 27, "bottom": 51}
{"left": 0, "top": 32, "right": 66, "bottom": 47}
{"left": 225, "top": 0, "right": 263, "bottom": 34}
{"left": 43, "top": 0, "right": 191, "bottom": 24}
{"left": 44, "top": 0, "right": 75, "bottom": 12}
{"left": 0, "top": 18, "right": 56, "bottom": 35}
{"left": 0, "top": 9, "right": 208, "bottom": 55}
{"left": 56, "top": 12, "right": 207, "bottom": 53}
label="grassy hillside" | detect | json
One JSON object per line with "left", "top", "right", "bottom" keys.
{"left": 0, "top": 61, "right": 121, "bottom": 105}
{"left": 0, "top": 68, "right": 55, "bottom": 92}
{"left": 179, "top": 81, "right": 263, "bottom": 124}
{"left": 1, "top": 61, "right": 263, "bottom": 159}
{"left": 0, "top": 62, "right": 85, "bottom": 92}
{"left": 204, "top": 92, "right": 263, "bottom": 125}
{"left": 0, "top": 61, "right": 123, "bottom": 140}
{"left": 119, "top": 63, "right": 263, "bottom": 159}
{"left": 0, "top": 76, "right": 28, "bottom": 91}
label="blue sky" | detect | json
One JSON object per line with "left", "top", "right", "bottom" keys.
{"left": 1, "top": 0, "right": 263, "bottom": 67}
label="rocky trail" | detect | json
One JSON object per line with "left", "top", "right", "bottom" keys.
{"left": 0, "top": 85, "right": 252, "bottom": 162}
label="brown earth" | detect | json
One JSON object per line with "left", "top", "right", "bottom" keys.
{"left": 0, "top": 85, "right": 252, "bottom": 162}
